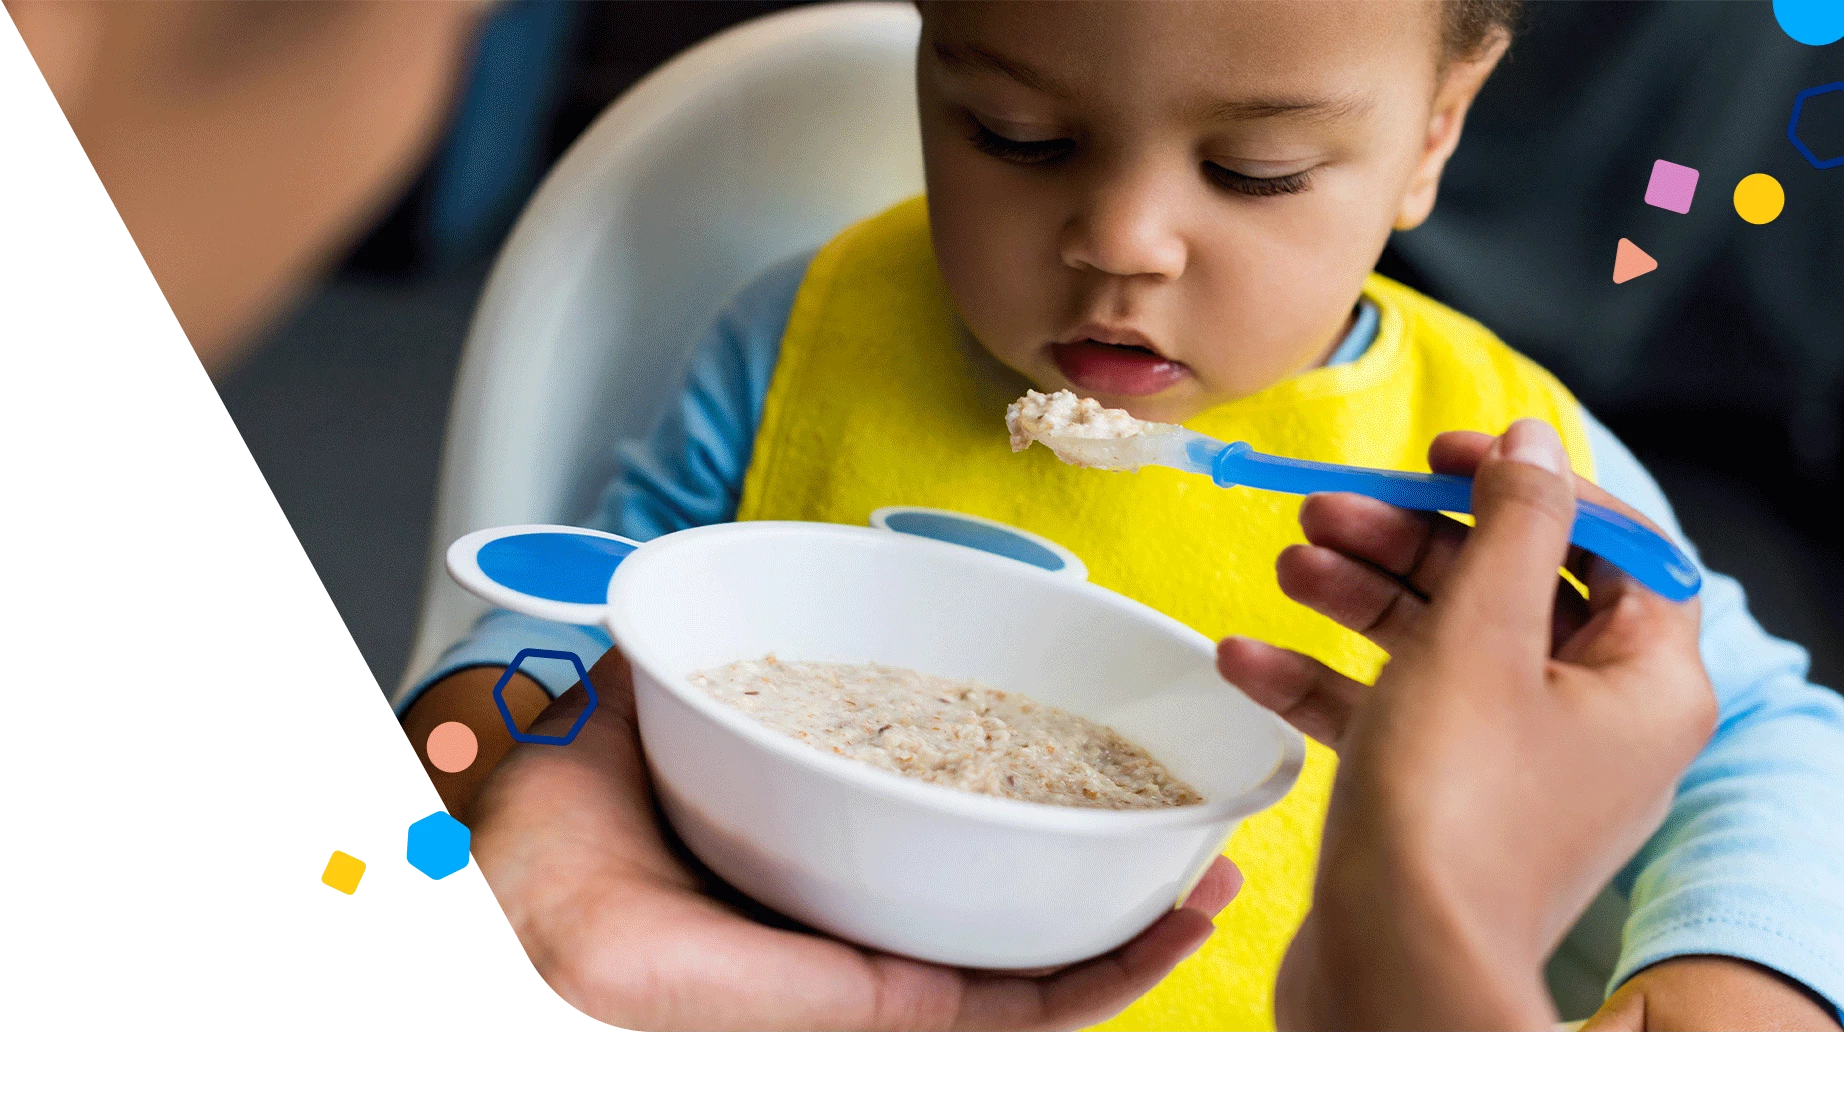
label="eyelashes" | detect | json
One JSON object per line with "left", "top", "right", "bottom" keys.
{"left": 969, "top": 122, "right": 1074, "bottom": 165}
{"left": 966, "top": 120, "right": 1314, "bottom": 198}
{"left": 1203, "top": 163, "right": 1315, "bottom": 197}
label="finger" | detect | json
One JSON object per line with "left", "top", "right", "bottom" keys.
{"left": 1432, "top": 419, "right": 1579, "bottom": 663}
{"left": 1291, "top": 486, "right": 1600, "bottom": 654}
{"left": 1291, "top": 426, "right": 1586, "bottom": 620}
{"left": 994, "top": 856, "right": 1243, "bottom": 979}
{"left": 1217, "top": 636, "right": 1367, "bottom": 746}
{"left": 1578, "top": 982, "right": 1645, "bottom": 1032}
{"left": 1279, "top": 539, "right": 1595, "bottom": 663}
{"left": 527, "top": 645, "right": 631, "bottom": 737}
{"left": 548, "top": 881, "right": 955, "bottom": 1030}
{"left": 1431, "top": 427, "right": 1611, "bottom": 590}
{"left": 1277, "top": 542, "right": 1429, "bottom": 655}
{"left": 1568, "top": 496, "right": 1688, "bottom": 626}
{"left": 1297, "top": 490, "right": 1469, "bottom": 597}
{"left": 952, "top": 907, "right": 1218, "bottom": 1031}
{"left": 1435, "top": 429, "right": 1684, "bottom": 600}
{"left": 1180, "top": 855, "right": 1242, "bottom": 917}
{"left": 1434, "top": 429, "right": 1592, "bottom": 587}
{"left": 1554, "top": 568, "right": 1709, "bottom": 728}
{"left": 1426, "top": 429, "right": 1496, "bottom": 478}
{"left": 1543, "top": 577, "right": 1596, "bottom": 652}
{"left": 598, "top": 858, "right": 1235, "bottom": 1031}
{"left": 950, "top": 859, "right": 1241, "bottom": 1029}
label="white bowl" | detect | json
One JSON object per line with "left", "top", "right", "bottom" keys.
{"left": 606, "top": 521, "right": 1306, "bottom": 970}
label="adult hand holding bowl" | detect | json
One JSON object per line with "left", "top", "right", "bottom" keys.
{"left": 468, "top": 647, "right": 1243, "bottom": 1031}
{"left": 448, "top": 520, "right": 1304, "bottom": 1030}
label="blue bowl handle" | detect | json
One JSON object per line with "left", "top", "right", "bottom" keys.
{"left": 446, "top": 525, "right": 643, "bottom": 625}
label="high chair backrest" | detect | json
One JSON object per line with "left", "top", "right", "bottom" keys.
{"left": 398, "top": 3, "right": 924, "bottom": 701}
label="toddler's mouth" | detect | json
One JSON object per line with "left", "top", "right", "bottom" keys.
{"left": 1048, "top": 338, "right": 1190, "bottom": 398}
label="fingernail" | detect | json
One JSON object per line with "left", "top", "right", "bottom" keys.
{"left": 1498, "top": 418, "right": 1567, "bottom": 475}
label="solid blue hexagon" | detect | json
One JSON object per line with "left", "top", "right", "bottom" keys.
{"left": 407, "top": 811, "right": 471, "bottom": 880}
{"left": 1788, "top": 82, "right": 1844, "bottom": 170}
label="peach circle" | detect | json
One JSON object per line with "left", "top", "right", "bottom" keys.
{"left": 426, "top": 721, "right": 479, "bottom": 773}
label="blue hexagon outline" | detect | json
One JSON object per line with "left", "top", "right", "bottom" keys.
{"left": 1788, "top": 82, "right": 1844, "bottom": 170}
{"left": 493, "top": 648, "right": 597, "bottom": 745}
{"left": 407, "top": 810, "right": 471, "bottom": 880}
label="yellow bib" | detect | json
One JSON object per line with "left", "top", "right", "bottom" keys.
{"left": 736, "top": 196, "right": 1595, "bottom": 1030}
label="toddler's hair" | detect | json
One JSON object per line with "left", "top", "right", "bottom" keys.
{"left": 1443, "top": 0, "right": 1523, "bottom": 61}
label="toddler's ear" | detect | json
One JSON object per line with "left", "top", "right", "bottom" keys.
{"left": 1393, "top": 32, "right": 1511, "bottom": 232}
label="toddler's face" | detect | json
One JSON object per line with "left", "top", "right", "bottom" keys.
{"left": 917, "top": 1, "right": 1505, "bottom": 423}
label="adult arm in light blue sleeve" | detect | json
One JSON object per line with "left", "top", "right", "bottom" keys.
{"left": 1586, "top": 412, "right": 1844, "bottom": 1016}
{"left": 393, "top": 252, "right": 811, "bottom": 713}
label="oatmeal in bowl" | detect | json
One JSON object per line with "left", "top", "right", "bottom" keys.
{"left": 691, "top": 656, "right": 1203, "bottom": 810}
{"left": 605, "top": 520, "right": 1304, "bottom": 970}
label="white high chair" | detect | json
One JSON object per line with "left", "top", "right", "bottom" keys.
{"left": 396, "top": 2, "right": 926, "bottom": 702}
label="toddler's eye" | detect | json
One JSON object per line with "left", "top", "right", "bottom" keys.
{"left": 1204, "top": 163, "right": 1314, "bottom": 197}
{"left": 969, "top": 122, "right": 1074, "bottom": 166}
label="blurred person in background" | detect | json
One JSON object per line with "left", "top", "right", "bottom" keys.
{"left": 8, "top": 0, "right": 493, "bottom": 371}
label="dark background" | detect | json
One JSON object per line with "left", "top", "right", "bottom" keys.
{"left": 218, "top": 1, "right": 1844, "bottom": 696}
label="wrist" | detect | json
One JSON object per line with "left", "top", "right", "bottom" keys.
{"left": 401, "top": 665, "right": 551, "bottom": 820}
{"left": 1302, "top": 834, "right": 1556, "bottom": 1030}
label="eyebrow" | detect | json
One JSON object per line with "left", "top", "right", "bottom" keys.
{"left": 933, "top": 38, "right": 1371, "bottom": 126}
{"left": 1198, "top": 93, "right": 1373, "bottom": 125}
{"left": 932, "top": 41, "right": 1075, "bottom": 100}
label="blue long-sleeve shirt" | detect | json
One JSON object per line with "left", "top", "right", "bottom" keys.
{"left": 403, "top": 254, "right": 1844, "bottom": 1018}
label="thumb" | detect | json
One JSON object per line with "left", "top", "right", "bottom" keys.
{"left": 1436, "top": 419, "right": 1579, "bottom": 659}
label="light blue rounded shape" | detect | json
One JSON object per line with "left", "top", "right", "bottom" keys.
{"left": 1775, "top": 0, "right": 1844, "bottom": 45}
{"left": 407, "top": 811, "right": 471, "bottom": 880}
{"left": 880, "top": 510, "right": 1066, "bottom": 572}
{"left": 477, "top": 531, "right": 636, "bottom": 605}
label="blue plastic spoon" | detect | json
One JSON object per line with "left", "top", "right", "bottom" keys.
{"left": 1027, "top": 421, "right": 1701, "bottom": 602}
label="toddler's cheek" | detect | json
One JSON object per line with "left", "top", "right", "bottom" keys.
{"left": 933, "top": 220, "right": 1070, "bottom": 365}
{"left": 949, "top": 295, "right": 1055, "bottom": 386}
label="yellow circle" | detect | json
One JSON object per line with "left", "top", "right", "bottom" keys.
{"left": 1733, "top": 173, "right": 1784, "bottom": 225}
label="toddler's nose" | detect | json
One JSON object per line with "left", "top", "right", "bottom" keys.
{"left": 1059, "top": 168, "right": 1187, "bottom": 282}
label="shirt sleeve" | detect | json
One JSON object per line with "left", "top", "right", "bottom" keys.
{"left": 1586, "top": 411, "right": 1844, "bottom": 1017}
{"left": 393, "top": 251, "right": 810, "bottom": 712}
{"left": 589, "top": 251, "right": 813, "bottom": 542}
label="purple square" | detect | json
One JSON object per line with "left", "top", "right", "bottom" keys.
{"left": 1644, "top": 159, "right": 1699, "bottom": 214}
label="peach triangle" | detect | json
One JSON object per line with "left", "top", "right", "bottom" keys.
{"left": 1612, "top": 238, "right": 1657, "bottom": 284}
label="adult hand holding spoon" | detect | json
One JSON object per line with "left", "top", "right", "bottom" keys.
{"left": 1216, "top": 419, "right": 1717, "bottom": 1029}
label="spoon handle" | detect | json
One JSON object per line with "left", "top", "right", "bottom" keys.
{"left": 1210, "top": 441, "right": 1701, "bottom": 601}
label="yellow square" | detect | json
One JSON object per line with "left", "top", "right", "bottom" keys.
{"left": 322, "top": 851, "right": 366, "bottom": 895}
